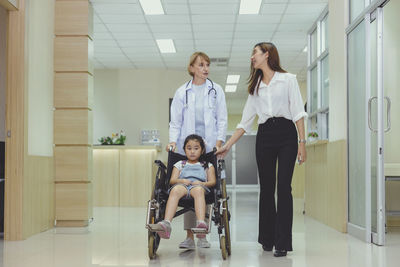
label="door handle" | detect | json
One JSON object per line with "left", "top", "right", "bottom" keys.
{"left": 368, "top": 96, "right": 378, "bottom": 132}
{"left": 384, "top": 96, "right": 391, "bottom": 132}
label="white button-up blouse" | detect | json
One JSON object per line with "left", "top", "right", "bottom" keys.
{"left": 237, "top": 72, "right": 307, "bottom": 133}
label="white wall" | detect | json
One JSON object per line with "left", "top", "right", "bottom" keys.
{"left": 0, "top": 6, "right": 6, "bottom": 142}
{"left": 25, "top": 0, "right": 54, "bottom": 156}
{"left": 328, "top": 0, "right": 348, "bottom": 141}
{"left": 94, "top": 69, "right": 189, "bottom": 160}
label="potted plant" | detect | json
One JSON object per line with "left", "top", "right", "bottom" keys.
{"left": 308, "top": 131, "right": 319, "bottom": 142}
{"left": 98, "top": 130, "right": 126, "bottom": 145}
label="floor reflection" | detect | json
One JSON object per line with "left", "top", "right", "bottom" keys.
{"left": 0, "top": 191, "right": 400, "bottom": 266}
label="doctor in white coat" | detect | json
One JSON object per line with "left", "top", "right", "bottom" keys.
{"left": 167, "top": 51, "right": 227, "bottom": 249}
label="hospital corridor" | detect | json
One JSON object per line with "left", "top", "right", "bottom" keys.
{"left": 0, "top": 0, "right": 400, "bottom": 266}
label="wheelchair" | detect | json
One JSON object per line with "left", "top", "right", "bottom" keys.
{"left": 145, "top": 149, "right": 231, "bottom": 260}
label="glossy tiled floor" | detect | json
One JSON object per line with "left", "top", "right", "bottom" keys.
{"left": 1, "top": 192, "right": 400, "bottom": 267}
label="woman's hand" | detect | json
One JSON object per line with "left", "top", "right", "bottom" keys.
{"left": 191, "top": 181, "right": 203, "bottom": 186}
{"left": 166, "top": 142, "right": 176, "bottom": 152}
{"left": 215, "top": 144, "right": 231, "bottom": 159}
{"left": 297, "top": 143, "right": 307, "bottom": 165}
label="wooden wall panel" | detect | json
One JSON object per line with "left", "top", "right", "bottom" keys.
{"left": 54, "top": 73, "right": 93, "bottom": 109}
{"left": 119, "top": 150, "right": 157, "bottom": 207}
{"left": 93, "top": 150, "right": 120, "bottom": 206}
{"left": 54, "top": 36, "right": 93, "bottom": 73}
{"left": 55, "top": 146, "right": 92, "bottom": 181}
{"left": 55, "top": 0, "right": 93, "bottom": 38}
{"left": 54, "top": 109, "right": 91, "bottom": 145}
{"left": 55, "top": 183, "right": 91, "bottom": 221}
{"left": 305, "top": 140, "right": 347, "bottom": 233}
{"left": 292, "top": 163, "right": 305, "bottom": 198}
{"left": 23, "top": 156, "right": 54, "bottom": 237}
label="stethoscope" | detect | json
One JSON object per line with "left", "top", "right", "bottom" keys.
{"left": 184, "top": 78, "right": 217, "bottom": 109}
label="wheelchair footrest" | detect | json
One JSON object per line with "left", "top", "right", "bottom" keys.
{"left": 191, "top": 227, "right": 208, "bottom": 234}
{"left": 147, "top": 224, "right": 164, "bottom": 232}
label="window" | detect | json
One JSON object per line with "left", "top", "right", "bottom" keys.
{"left": 307, "top": 7, "right": 329, "bottom": 141}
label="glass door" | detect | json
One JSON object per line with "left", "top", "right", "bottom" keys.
{"left": 347, "top": 0, "right": 393, "bottom": 245}
{"left": 368, "top": 7, "right": 385, "bottom": 245}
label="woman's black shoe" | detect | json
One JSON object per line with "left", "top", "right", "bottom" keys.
{"left": 262, "top": 245, "right": 273, "bottom": 251}
{"left": 273, "top": 250, "right": 287, "bottom": 257}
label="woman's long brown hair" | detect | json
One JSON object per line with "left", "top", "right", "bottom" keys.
{"left": 247, "top": 42, "right": 286, "bottom": 95}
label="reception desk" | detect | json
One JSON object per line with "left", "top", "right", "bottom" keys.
{"left": 93, "top": 146, "right": 160, "bottom": 207}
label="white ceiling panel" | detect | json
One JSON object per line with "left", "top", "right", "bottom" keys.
{"left": 100, "top": 14, "right": 146, "bottom": 24}
{"left": 174, "top": 39, "right": 194, "bottom": 46}
{"left": 194, "top": 31, "right": 233, "bottom": 39}
{"left": 237, "top": 14, "right": 281, "bottom": 24}
{"left": 277, "top": 23, "right": 310, "bottom": 31}
{"left": 116, "top": 39, "right": 156, "bottom": 47}
{"left": 190, "top": 4, "right": 239, "bottom": 15}
{"left": 163, "top": 4, "right": 189, "bottom": 15}
{"left": 149, "top": 24, "right": 191, "bottom": 33}
{"left": 286, "top": 3, "right": 327, "bottom": 14}
{"left": 153, "top": 32, "right": 193, "bottom": 39}
{"left": 105, "top": 23, "right": 149, "bottom": 33}
{"left": 260, "top": 4, "right": 287, "bottom": 14}
{"left": 234, "top": 31, "right": 273, "bottom": 39}
{"left": 96, "top": 54, "right": 128, "bottom": 60}
{"left": 193, "top": 23, "right": 234, "bottom": 32}
{"left": 94, "top": 14, "right": 101, "bottom": 23}
{"left": 93, "top": 45, "right": 122, "bottom": 52}
{"left": 94, "top": 23, "right": 108, "bottom": 33}
{"left": 162, "top": 0, "right": 187, "bottom": 3}
{"left": 123, "top": 46, "right": 159, "bottom": 53}
{"left": 235, "top": 23, "right": 277, "bottom": 32}
{"left": 146, "top": 15, "right": 190, "bottom": 24}
{"left": 92, "top": 3, "right": 143, "bottom": 14}
{"left": 94, "top": 32, "right": 114, "bottom": 40}
{"left": 189, "top": 0, "right": 240, "bottom": 3}
{"left": 112, "top": 32, "right": 153, "bottom": 40}
{"left": 94, "top": 39, "right": 118, "bottom": 46}
{"left": 195, "top": 39, "right": 231, "bottom": 46}
{"left": 281, "top": 14, "right": 316, "bottom": 24}
{"left": 191, "top": 15, "right": 236, "bottom": 24}
{"left": 290, "top": 0, "right": 328, "bottom": 3}
{"left": 91, "top": 0, "right": 138, "bottom": 3}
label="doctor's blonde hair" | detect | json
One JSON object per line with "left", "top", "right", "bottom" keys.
{"left": 188, "top": 52, "right": 210, "bottom": 77}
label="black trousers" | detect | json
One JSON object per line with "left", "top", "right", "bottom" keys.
{"left": 256, "top": 117, "right": 298, "bottom": 251}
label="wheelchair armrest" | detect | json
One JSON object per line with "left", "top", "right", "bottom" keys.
{"left": 154, "top": 160, "right": 167, "bottom": 170}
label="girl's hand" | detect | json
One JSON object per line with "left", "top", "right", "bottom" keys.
{"left": 181, "top": 179, "right": 192, "bottom": 185}
{"left": 297, "top": 143, "right": 307, "bottom": 165}
{"left": 191, "top": 181, "right": 203, "bottom": 186}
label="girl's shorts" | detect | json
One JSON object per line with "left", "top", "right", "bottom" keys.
{"left": 168, "top": 184, "right": 210, "bottom": 198}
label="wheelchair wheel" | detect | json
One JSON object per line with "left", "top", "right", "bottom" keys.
{"left": 221, "top": 179, "right": 231, "bottom": 256}
{"left": 148, "top": 231, "right": 160, "bottom": 259}
{"left": 220, "top": 235, "right": 227, "bottom": 260}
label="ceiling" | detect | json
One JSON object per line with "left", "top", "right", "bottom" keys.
{"left": 90, "top": 0, "right": 328, "bottom": 113}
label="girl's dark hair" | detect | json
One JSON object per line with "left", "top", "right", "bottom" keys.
{"left": 183, "top": 134, "right": 206, "bottom": 154}
{"left": 248, "top": 42, "right": 287, "bottom": 95}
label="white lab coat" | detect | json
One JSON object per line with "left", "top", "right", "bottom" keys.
{"left": 169, "top": 79, "right": 228, "bottom": 154}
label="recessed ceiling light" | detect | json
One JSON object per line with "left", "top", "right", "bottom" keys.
{"left": 225, "top": 85, "right": 237, "bottom": 92}
{"left": 156, "top": 39, "right": 176, "bottom": 53}
{"left": 139, "top": 0, "right": 164, "bottom": 15}
{"left": 303, "top": 46, "right": 308, "bottom": 52}
{"left": 239, "top": 0, "right": 262, "bottom": 15}
{"left": 226, "top": 75, "right": 240, "bottom": 84}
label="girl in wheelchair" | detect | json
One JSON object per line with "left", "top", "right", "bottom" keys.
{"left": 157, "top": 134, "right": 216, "bottom": 239}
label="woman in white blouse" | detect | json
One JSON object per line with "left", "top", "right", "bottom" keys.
{"left": 217, "top": 42, "right": 307, "bottom": 257}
